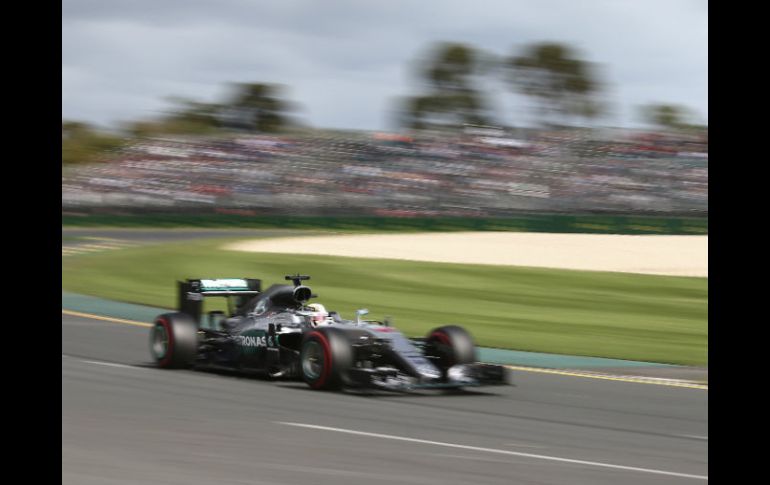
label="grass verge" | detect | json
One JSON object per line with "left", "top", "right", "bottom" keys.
{"left": 61, "top": 237, "right": 707, "bottom": 366}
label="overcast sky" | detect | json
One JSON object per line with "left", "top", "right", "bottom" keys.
{"left": 62, "top": 0, "right": 708, "bottom": 132}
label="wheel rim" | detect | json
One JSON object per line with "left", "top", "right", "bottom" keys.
{"left": 302, "top": 340, "right": 324, "bottom": 380}
{"left": 152, "top": 323, "right": 169, "bottom": 360}
{"left": 430, "top": 332, "right": 454, "bottom": 367}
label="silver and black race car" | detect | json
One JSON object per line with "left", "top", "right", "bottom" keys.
{"left": 149, "top": 274, "right": 509, "bottom": 391}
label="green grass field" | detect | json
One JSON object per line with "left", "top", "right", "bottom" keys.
{"left": 61, "top": 237, "right": 707, "bottom": 366}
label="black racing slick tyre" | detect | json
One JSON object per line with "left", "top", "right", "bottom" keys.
{"left": 150, "top": 313, "right": 199, "bottom": 369}
{"left": 425, "top": 325, "right": 477, "bottom": 372}
{"left": 300, "top": 327, "right": 353, "bottom": 390}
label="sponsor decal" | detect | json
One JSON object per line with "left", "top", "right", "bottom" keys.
{"left": 200, "top": 278, "right": 249, "bottom": 291}
{"left": 186, "top": 292, "right": 203, "bottom": 301}
{"left": 235, "top": 335, "right": 274, "bottom": 348}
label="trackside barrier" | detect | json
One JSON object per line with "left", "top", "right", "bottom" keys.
{"left": 61, "top": 213, "right": 708, "bottom": 235}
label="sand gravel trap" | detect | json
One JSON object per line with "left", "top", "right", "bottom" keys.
{"left": 225, "top": 232, "right": 708, "bottom": 277}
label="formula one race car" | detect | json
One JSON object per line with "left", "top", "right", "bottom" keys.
{"left": 149, "top": 274, "right": 509, "bottom": 391}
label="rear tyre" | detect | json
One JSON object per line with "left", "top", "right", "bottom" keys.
{"left": 425, "top": 325, "right": 477, "bottom": 373}
{"left": 300, "top": 327, "right": 353, "bottom": 390}
{"left": 150, "top": 312, "right": 199, "bottom": 369}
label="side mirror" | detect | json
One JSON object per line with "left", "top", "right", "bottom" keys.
{"left": 355, "top": 308, "right": 369, "bottom": 324}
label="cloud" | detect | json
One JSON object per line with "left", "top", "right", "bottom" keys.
{"left": 62, "top": 0, "right": 708, "bottom": 129}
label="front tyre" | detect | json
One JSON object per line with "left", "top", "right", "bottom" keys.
{"left": 300, "top": 327, "right": 352, "bottom": 390}
{"left": 425, "top": 325, "right": 477, "bottom": 373}
{"left": 150, "top": 312, "right": 198, "bottom": 369}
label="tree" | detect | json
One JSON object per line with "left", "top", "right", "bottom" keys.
{"left": 125, "top": 100, "right": 223, "bottom": 138}
{"left": 639, "top": 104, "right": 699, "bottom": 131}
{"left": 62, "top": 121, "right": 125, "bottom": 165}
{"left": 123, "top": 84, "right": 299, "bottom": 137}
{"left": 507, "top": 42, "right": 603, "bottom": 127}
{"left": 400, "top": 42, "right": 494, "bottom": 130}
{"left": 61, "top": 121, "right": 91, "bottom": 139}
{"left": 165, "top": 97, "right": 223, "bottom": 128}
{"left": 220, "top": 83, "right": 294, "bottom": 132}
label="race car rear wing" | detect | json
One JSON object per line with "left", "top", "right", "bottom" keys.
{"left": 178, "top": 278, "right": 262, "bottom": 322}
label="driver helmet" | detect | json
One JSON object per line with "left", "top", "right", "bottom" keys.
{"left": 306, "top": 303, "right": 330, "bottom": 326}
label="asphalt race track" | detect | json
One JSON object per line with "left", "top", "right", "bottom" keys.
{"left": 62, "top": 313, "right": 708, "bottom": 485}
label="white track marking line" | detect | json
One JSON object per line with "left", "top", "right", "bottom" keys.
{"left": 504, "top": 365, "right": 708, "bottom": 390}
{"left": 82, "top": 237, "right": 122, "bottom": 242}
{"left": 76, "top": 244, "right": 123, "bottom": 250}
{"left": 61, "top": 239, "right": 134, "bottom": 256}
{"left": 80, "top": 360, "right": 142, "bottom": 370}
{"left": 63, "top": 354, "right": 150, "bottom": 372}
{"left": 276, "top": 422, "right": 707, "bottom": 481}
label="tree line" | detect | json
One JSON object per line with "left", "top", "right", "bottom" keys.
{"left": 62, "top": 41, "right": 706, "bottom": 164}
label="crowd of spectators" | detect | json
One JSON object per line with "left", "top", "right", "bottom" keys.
{"left": 62, "top": 127, "right": 708, "bottom": 217}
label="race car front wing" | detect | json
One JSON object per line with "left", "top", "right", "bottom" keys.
{"left": 347, "top": 362, "right": 510, "bottom": 391}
